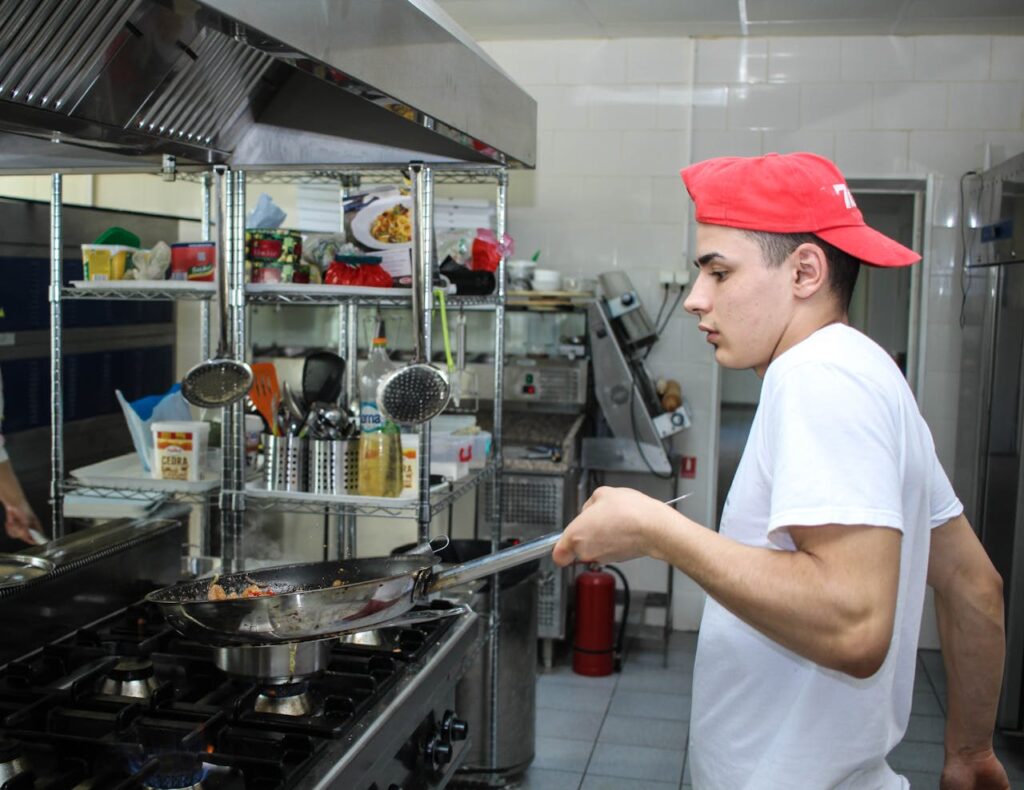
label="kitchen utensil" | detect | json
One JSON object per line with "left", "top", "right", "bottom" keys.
{"left": 302, "top": 351, "right": 345, "bottom": 406}
{"left": 435, "top": 288, "right": 457, "bottom": 403}
{"left": 145, "top": 531, "right": 560, "bottom": 645}
{"left": 282, "top": 380, "right": 305, "bottom": 423}
{"left": 249, "top": 362, "right": 281, "bottom": 435}
{"left": 452, "top": 308, "right": 478, "bottom": 411}
{"left": 182, "top": 169, "right": 253, "bottom": 407}
{"left": 377, "top": 240, "right": 450, "bottom": 424}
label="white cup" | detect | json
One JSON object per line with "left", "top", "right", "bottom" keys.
{"left": 532, "top": 269, "right": 562, "bottom": 291}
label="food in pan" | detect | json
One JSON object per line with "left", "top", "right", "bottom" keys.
{"left": 206, "top": 581, "right": 275, "bottom": 601}
{"left": 369, "top": 204, "right": 411, "bottom": 244}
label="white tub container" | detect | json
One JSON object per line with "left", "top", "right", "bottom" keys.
{"left": 151, "top": 421, "right": 209, "bottom": 482}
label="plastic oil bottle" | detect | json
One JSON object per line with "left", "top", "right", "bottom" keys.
{"left": 358, "top": 323, "right": 402, "bottom": 497}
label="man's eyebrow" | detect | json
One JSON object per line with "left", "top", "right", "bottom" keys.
{"left": 692, "top": 252, "right": 724, "bottom": 268}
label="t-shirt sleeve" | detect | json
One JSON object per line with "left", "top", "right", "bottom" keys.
{"left": 765, "top": 362, "right": 904, "bottom": 549}
{"left": 929, "top": 453, "right": 963, "bottom": 528}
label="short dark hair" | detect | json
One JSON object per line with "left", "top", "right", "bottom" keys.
{"left": 742, "top": 230, "right": 861, "bottom": 312}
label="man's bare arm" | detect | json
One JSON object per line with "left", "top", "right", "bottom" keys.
{"left": 928, "top": 514, "right": 1009, "bottom": 789}
{"left": 554, "top": 487, "right": 901, "bottom": 678}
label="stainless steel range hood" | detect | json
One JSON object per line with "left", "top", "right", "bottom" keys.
{"left": 0, "top": 0, "right": 536, "bottom": 174}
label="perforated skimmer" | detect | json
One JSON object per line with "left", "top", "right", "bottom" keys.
{"left": 377, "top": 171, "right": 450, "bottom": 425}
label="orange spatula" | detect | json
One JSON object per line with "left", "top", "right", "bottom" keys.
{"left": 249, "top": 362, "right": 281, "bottom": 436}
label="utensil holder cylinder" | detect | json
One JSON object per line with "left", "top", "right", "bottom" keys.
{"left": 263, "top": 433, "right": 307, "bottom": 492}
{"left": 308, "top": 439, "right": 356, "bottom": 495}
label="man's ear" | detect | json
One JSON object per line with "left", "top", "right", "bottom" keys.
{"left": 790, "top": 242, "right": 828, "bottom": 300}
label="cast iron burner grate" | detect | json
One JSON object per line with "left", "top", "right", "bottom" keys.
{"left": 0, "top": 600, "right": 460, "bottom": 788}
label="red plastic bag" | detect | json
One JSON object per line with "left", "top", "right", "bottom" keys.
{"left": 470, "top": 229, "right": 514, "bottom": 272}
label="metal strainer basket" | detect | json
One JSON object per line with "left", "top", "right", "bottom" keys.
{"left": 378, "top": 363, "right": 449, "bottom": 425}
{"left": 181, "top": 168, "right": 252, "bottom": 408}
{"left": 377, "top": 171, "right": 450, "bottom": 425}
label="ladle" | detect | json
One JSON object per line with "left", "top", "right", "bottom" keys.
{"left": 181, "top": 168, "right": 252, "bottom": 407}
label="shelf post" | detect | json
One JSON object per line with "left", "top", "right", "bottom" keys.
{"left": 486, "top": 166, "right": 509, "bottom": 771}
{"left": 410, "top": 162, "right": 434, "bottom": 541}
{"left": 338, "top": 177, "right": 358, "bottom": 559}
{"left": 199, "top": 171, "right": 213, "bottom": 361}
{"left": 49, "top": 173, "right": 64, "bottom": 538}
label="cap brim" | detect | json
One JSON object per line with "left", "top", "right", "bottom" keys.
{"left": 815, "top": 224, "right": 920, "bottom": 268}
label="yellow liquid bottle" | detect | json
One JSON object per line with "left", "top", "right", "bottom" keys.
{"left": 357, "top": 335, "right": 402, "bottom": 497}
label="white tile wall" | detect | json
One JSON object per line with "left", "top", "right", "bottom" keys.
{"left": 799, "top": 83, "right": 873, "bottom": 129}
{"left": 835, "top": 130, "right": 910, "bottom": 173}
{"left": 914, "top": 37, "right": 992, "bottom": 82}
{"left": 761, "top": 128, "right": 836, "bottom": 157}
{"left": 872, "top": 82, "right": 947, "bottom": 130}
{"left": 840, "top": 37, "right": 916, "bottom": 82}
{"left": 767, "top": 37, "right": 842, "bottom": 83}
{"left": 727, "top": 83, "right": 801, "bottom": 130}
{"left": 557, "top": 39, "right": 629, "bottom": 85}
{"left": 626, "top": 38, "right": 693, "bottom": 83}
{"left": 695, "top": 38, "right": 767, "bottom": 83}
{"left": 478, "top": 33, "right": 1024, "bottom": 636}
{"left": 992, "top": 36, "right": 1024, "bottom": 80}
{"left": 909, "top": 131, "right": 989, "bottom": 176}
{"left": 947, "top": 82, "right": 1024, "bottom": 130}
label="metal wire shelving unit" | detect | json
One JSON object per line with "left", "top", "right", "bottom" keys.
{"left": 47, "top": 161, "right": 508, "bottom": 569}
{"left": 47, "top": 160, "right": 512, "bottom": 782}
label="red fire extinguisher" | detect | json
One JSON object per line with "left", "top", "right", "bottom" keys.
{"left": 573, "top": 564, "right": 630, "bottom": 677}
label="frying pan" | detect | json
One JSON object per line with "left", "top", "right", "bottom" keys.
{"left": 146, "top": 532, "right": 560, "bottom": 645}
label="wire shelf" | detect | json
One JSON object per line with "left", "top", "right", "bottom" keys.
{"left": 62, "top": 284, "right": 215, "bottom": 301}
{"left": 174, "top": 164, "right": 507, "bottom": 186}
{"left": 63, "top": 481, "right": 216, "bottom": 506}
{"left": 245, "top": 286, "right": 500, "bottom": 308}
{"left": 238, "top": 461, "right": 497, "bottom": 517}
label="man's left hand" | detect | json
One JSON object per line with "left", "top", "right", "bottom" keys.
{"left": 4, "top": 503, "right": 43, "bottom": 544}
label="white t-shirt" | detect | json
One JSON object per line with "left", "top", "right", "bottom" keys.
{"left": 689, "top": 324, "right": 962, "bottom": 790}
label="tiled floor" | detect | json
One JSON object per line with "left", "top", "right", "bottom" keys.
{"left": 513, "top": 627, "right": 1024, "bottom": 789}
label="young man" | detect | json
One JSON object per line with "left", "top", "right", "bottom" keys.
{"left": 553, "top": 152, "right": 1008, "bottom": 789}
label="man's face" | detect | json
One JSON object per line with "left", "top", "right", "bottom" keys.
{"left": 682, "top": 223, "right": 795, "bottom": 376}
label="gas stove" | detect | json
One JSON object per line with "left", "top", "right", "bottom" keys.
{"left": 0, "top": 598, "right": 478, "bottom": 789}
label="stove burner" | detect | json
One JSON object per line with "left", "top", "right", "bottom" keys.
{"left": 144, "top": 781, "right": 203, "bottom": 790}
{"left": 0, "top": 739, "right": 28, "bottom": 784}
{"left": 214, "top": 639, "right": 334, "bottom": 684}
{"left": 254, "top": 680, "right": 320, "bottom": 717}
{"left": 138, "top": 753, "right": 207, "bottom": 790}
{"left": 100, "top": 656, "right": 159, "bottom": 699}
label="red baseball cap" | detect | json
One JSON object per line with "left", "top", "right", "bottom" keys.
{"left": 680, "top": 152, "right": 920, "bottom": 268}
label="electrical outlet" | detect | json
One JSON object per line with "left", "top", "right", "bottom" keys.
{"left": 658, "top": 270, "right": 675, "bottom": 286}
{"left": 674, "top": 268, "right": 691, "bottom": 287}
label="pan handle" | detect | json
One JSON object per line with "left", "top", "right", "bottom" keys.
{"left": 353, "top": 603, "right": 471, "bottom": 631}
{"left": 425, "top": 532, "right": 560, "bottom": 594}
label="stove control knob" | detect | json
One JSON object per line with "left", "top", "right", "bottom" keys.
{"left": 442, "top": 710, "right": 469, "bottom": 741}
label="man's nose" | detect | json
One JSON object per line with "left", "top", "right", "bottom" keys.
{"left": 684, "top": 276, "right": 707, "bottom": 316}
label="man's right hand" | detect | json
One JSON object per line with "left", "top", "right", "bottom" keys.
{"left": 940, "top": 748, "right": 1010, "bottom": 790}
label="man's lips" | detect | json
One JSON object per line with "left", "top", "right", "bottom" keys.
{"left": 699, "top": 325, "right": 720, "bottom": 344}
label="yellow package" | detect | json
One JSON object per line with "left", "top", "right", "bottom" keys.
{"left": 82, "top": 244, "right": 136, "bottom": 281}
